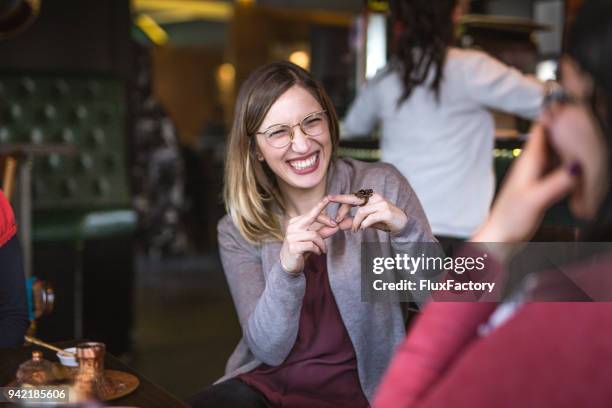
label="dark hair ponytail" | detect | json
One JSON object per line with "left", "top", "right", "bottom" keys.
{"left": 389, "top": 0, "right": 458, "bottom": 106}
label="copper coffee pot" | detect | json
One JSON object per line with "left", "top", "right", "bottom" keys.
{"left": 71, "top": 342, "right": 116, "bottom": 403}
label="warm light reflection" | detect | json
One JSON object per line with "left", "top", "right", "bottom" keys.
{"left": 133, "top": 0, "right": 234, "bottom": 23}
{"left": 135, "top": 14, "right": 168, "bottom": 46}
{"left": 217, "top": 63, "right": 236, "bottom": 125}
{"left": 289, "top": 51, "right": 310, "bottom": 70}
{"left": 217, "top": 63, "right": 236, "bottom": 85}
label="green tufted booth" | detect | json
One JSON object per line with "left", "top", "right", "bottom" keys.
{"left": 0, "top": 74, "right": 136, "bottom": 240}
{"left": 0, "top": 74, "right": 136, "bottom": 352}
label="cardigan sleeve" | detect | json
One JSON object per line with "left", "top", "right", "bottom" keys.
{"left": 0, "top": 189, "right": 29, "bottom": 348}
{"left": 217, "top": 216, "right": 306, "bottom": 366}
{"left": 371, "top": 162, "right": 435, "bottom": 245}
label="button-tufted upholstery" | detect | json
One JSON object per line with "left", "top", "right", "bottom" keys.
{"left": 0, "top": 75, "right": 136, "bottom": 242}
{"left": 0, "top": 75, "right": 131, "bottom": 210}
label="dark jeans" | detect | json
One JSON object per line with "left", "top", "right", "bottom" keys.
{"left": 188, "top": 378, "right": 268, "bottom": 408}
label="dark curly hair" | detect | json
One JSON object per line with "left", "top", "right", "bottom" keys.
{"left": 389, "top": 0, "right": 458, "bottom": 106}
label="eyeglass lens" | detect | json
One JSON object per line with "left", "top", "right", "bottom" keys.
{"left": 264, "top": 112, "right": 327, "bottom": 148}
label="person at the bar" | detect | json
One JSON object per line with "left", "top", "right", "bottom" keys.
{"left": 188, "top": 61, "right": 434, "bottom": 407}
{"left": 0, "top": 188, "right": 29, "bottom": 348}
{"left": 374, "top": 0, "right": 612, "bottom": 406}
{"left": 343, "top": 0, "right": 543, "bottom": 245}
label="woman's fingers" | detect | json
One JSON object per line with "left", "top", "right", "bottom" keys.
{"left": 518, "top": 124, "right": 552, "bottom": 179}
{"left": 330, "top": 193, "right": 384, "bottom": 223}
{"left": 294, "top": 196, "right": 331, "bottom": 228}
{"left": 351, "top": 202, "right": 384, "bottom": 232}
{"left": 531, "top": 165, "right": 578, "bottom": 210}
{"left": 337, "top": 216, "right": 353, "bottom": 231}
{"left": 359, "top": 213, "right": 388, "bottom": 230}
{"left": 329, "top": 194, "right": 366, "bottom": 206}
{"left": 318, "top": 226, "right": 340, "bottom": 239}
{"left": 335, "top": 203, "right": 351, "bottom": 223}
{"left": 310, "top": 234, "right": 327, "bottom": 254}
{"left": 289, "top": 231, "right": 327, "bottom": 254}
{"left": 316, "top": 213, "right": 338, "bottom": 228}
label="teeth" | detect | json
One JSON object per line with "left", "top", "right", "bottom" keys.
{"left": 289, "top": 153, "right": 317, "bottom": 170}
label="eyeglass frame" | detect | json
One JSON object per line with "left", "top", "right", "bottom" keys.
{"left": 254, "top": 109, "right": 328, "bottom": 148}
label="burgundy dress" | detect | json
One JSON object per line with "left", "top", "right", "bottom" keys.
{"left": 238, "top": 254, "right": 370, "bottom": 408}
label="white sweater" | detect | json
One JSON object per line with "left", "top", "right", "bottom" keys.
{"left": 343, "top": 47, "right": 543, "bottom": 238}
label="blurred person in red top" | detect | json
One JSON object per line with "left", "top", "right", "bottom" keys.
{"left": 374, "top": 0, "right": 612, "bottom": 406}
{"left": 0, "top": 189, "right": 28, "bottom": 347}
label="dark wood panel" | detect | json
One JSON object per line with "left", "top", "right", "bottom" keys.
{"left": 0, "top": 0, "right": 131, "bottom": 75}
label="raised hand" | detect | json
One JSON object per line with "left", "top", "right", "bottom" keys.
{"left": 280, "top": 196, "right": 339, "bottom": 274}
{"left": 474, "top": 124, "right": 578, "bottom": 243}
{"left": 329, "top": 192, "right": 408, "bottom": 235}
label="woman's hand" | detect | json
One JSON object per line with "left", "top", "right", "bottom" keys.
{"left": 280, "top": 197, "right": 339, "bottom": 275}
{"left": 474, "top": 124, "right": 578, "bottom": 243}
{"left": 329, "top": 193, "right": 408, "bottom": 235}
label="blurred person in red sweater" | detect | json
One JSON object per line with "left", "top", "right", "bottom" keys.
{"left": 374, "top": 0, "right": 612, "bottom": 406}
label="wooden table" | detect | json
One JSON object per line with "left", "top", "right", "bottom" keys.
{"left": 0, "top": 341, "right": 189, "bottom": 407}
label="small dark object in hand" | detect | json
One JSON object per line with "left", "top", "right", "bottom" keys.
{"left": 354, "top": 189, "right": 373, "bottom": 206}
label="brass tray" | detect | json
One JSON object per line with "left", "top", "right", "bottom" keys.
{"left": 8, "top": 366, "right": 140, "bottom": 401}
{"left": 99, "top": 369, "right": 140, "bottom": 401}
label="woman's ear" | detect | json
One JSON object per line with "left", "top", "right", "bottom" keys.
{"left": 250, "top": 138, "right": 265, "bottom": 161}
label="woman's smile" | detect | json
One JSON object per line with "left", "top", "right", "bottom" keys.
{"left": 286, "top": 151, "right": 320, "bottom": 174}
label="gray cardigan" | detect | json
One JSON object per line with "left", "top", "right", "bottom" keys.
{"left": 216, "top": 157, "right": 435, "bottom": 403}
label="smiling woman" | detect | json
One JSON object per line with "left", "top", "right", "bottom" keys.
{"left": 222, "top": 61, "right": 341, "bottom": 244}
{"left": 187, "top": 61, "right": 436, "bottom": 407}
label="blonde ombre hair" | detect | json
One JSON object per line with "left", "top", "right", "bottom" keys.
{"left": 223, "top": 61, "right": 340, "bottom": 244}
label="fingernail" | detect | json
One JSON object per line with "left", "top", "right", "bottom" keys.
{"left": 331, "top": 220, "right": 337, "bottom": 226}
{"left": 568, "top": 161, "right": 582, "bottom": 177}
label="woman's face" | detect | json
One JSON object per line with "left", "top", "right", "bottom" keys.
{"left": 541, "top": 57, "right": 609, "bottom": 220}
{"left": 254, "top": 85, "right": 332, "bottom": 194}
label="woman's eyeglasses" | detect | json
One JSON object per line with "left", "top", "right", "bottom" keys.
{"left": 256, "top": 110, "right": 328, "bottom": 149}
